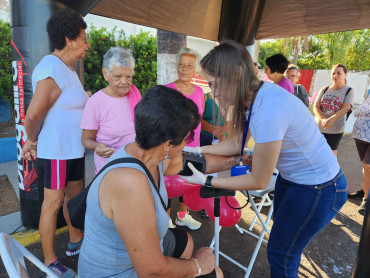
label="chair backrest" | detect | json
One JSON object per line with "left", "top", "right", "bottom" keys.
{"left": 0, "top": 232, "right": 58, "bottom": 278}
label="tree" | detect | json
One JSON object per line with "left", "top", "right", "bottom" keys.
{"left": 0, "top": 20, "right": 12, "bottom": 108}
{"left": 84, "top": 25, "right": 157, "bottom": 95}
{"left": 346, "top": 29, "right": 370, "bottom": 71}
{"left": 259, "top": 29, "right": 369, "bottom": 70}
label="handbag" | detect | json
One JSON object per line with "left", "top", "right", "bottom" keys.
{"left": 23, "top": 158, "right": 38, "bottom": 190}
{"left": 67, "top": 157, "right": 166, "bottom": 230}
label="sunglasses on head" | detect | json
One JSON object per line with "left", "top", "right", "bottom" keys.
{"left": 185, "top": 130, "right": 195, "bottom": 144}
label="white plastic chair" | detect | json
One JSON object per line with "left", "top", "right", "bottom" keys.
{"left": 209, "top": 171, "right": 277, "bottom": 278}
{"left": 0, "top": 232, "right": 58, "bottom": 278}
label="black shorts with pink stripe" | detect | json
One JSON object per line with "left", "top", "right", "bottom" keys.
{"left": 36, "top": 158, "right": 84, "bottom": 190}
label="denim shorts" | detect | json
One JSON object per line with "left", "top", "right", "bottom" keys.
{"left": 267, "top": 170, "right": 347, "bottom": 277}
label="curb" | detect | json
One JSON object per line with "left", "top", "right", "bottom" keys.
{"left": 12, "top": 226, "right": 68, "bottom": 246}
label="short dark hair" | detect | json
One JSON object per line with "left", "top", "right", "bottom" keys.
{"left": 47, "top": 10, "right": 87, "bottom": 50}
{"left": 266, "top": 54, "right": 290, "bottom": 74}
{"left": 134, "top": 85, "right": 200, "bottom": 150}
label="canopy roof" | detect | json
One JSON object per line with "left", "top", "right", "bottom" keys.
{"left": 88, "top": 0, "right": 370, "bottom": 42}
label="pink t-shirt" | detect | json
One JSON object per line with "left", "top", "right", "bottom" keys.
{"left": 277, "top": 78, "right": 294, "bottom": 94}
{"left": 166, "top": 82, "right": 204, "bottom": 147}
{"left": 80, "top": 85, "right": 142, "bottom": 173}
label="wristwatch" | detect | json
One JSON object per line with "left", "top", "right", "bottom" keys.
{"left": 204, "top": 176, "right": 213, "bottom": 188}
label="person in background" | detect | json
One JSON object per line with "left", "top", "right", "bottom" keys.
{"left": 285, "top": 64, "right": 309, "bottom": 107}
{"left": 21, "top": 10, "right": 90, "bottom": 277}
{"left": 265, "top": 54, "right": 294, "bottom": 94}
{"left": 181, "top": 41, "right": 347, "bottom": 277}
{"left": 348, "top": 95, "right": 370, "bottom": 215}
{"left": 313, "top": 64, "right": 355, "bottom": 156}
{"left": 200, "top": 92, "right": 227, "bottom": 147}
{"left": 166, "top": 48, "right": 204, "bottom": 230}
{"left": 78, "top": 86, "right": 223, "bottom": 278}
{"left": 81, "top": 47, "right": 141, "bottom": 173}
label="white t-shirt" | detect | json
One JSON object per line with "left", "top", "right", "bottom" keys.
{"left": 32, "top": 55, "right": 89, "bottom": 159}
{"left": 249, "top": 82, "right": 340, "bottom": 185}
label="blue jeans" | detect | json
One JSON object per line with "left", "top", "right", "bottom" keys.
{"left": 267, "top": 170, "right": 347, "bottom": 277}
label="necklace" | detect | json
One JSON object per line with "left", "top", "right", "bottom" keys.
{"left": 53, "top": 52, "right": 75, "bottom": 71}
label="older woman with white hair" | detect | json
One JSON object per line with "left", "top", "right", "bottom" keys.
{"left": 81, "top": 47, "right": 142, "bottom": 173}
{"left": 166, "top": 47, "right": 205, "bottom": 230}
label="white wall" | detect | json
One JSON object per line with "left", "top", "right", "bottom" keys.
{"left": 187, "top": 36, "right": 216, "bottom": 59}
{"left": 312, "top": 70, "right": 370, "bottom": 105}
{"left": 0, "top": 0, "right": 10, "bottom": 22}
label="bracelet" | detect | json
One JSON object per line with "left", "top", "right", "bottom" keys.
{"left": 204, "top": 176, "right": 213, "bottom": 188}
{"left": 191, "top": 258, "right": 201, "bottom": 277}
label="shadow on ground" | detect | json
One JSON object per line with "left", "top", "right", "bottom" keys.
{"left": 0, "top": 136, "right": 365, "bottom": 277}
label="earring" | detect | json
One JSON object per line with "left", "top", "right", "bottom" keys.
{"left": 165, "top": 152, "right": 169, "bottom": 160}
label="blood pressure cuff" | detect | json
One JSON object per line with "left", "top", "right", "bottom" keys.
{"left": 178, "top": 151, "right": 206, "bottom": 176}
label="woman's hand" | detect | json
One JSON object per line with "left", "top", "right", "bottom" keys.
{"left": 95, "top": 143, "right": 114, "bottom": 158}
{"left": 242, "top": 154, "right": 253, "bottom": 171}
{"left": 322, "top": 117, "right": 336, "bottom": 129}
{"left": 179, "top": 162, "right": 207, "bottom": 185}
{"left": 192, "top": 247, "right": 215, "bottom": 276}
{"left": 21, "top": 140, "right": 37, "bottom": 161}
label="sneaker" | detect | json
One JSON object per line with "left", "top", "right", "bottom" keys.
{"left": 169, "top": 218, "right": 176, "bottom": 229}
{"left": 66, "top": 235, "right": 83, "bottom": 256}
{"left": 41, "top": 257, "right": 77, "bottom": 278}
{"left": 175, "top": 212, "right": 202, "bottom": 230}
{"left": 359, "top": 198, "right": 367, "bottom": 215}
{"left": 199, "top": 209, "right": 209, "bottom": 218}
{"left": 348, "top": 189, "right": 365, "bottom": 200}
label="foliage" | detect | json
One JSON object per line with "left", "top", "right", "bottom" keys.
{"left": 346, "top": 29, "right": 370, "bottom": 71}
{"left": 84, "top": 25, "right": 157, "bottom": 95}
{"left": 0, "top": 20, "right": 12, "bottom": 106}
{"left": 259, "top": 29, "right": 369, "bottom": 70}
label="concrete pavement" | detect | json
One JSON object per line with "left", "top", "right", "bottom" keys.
{"left": 0, "top": 137, "right": 365, "bottom": 277}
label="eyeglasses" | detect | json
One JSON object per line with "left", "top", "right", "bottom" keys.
{"left": 80, "top": 35, "right": 89, "bottom": 44}
{"left": 185, "top": 130, "right": 195, "bottom": 144}
{"left": 111, "top": 75, "right": 134, "bottom": 83}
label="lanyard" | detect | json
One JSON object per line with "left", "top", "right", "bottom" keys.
{"left": 240, "top": 103, "right": 254, "bottom": 160}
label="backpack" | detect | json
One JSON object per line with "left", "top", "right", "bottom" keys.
{"left": 322, "top": 86, "right": 353, "bottom": 120}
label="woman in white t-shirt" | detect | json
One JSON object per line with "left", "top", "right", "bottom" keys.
{"left": 80, "top": 47, "right": 142, "bottom": 173}
{"left": 180, "top": 41, "right": 347, "bottom": 278}
{"left": 21, "top": 10, "right": 90, "bottom": 277}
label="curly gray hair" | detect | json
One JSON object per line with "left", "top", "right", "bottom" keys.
{"left": 175, "top": 48, "right": 202, "bottom": 73}
{"left": 103, "top": 47, "right": 135, "bottom": 73}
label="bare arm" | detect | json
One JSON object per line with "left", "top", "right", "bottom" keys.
{"left": 201, "top": 133, "right": 244, "bottom": 156}
{"left": 210, "top": 140, "right": 281, "bottom": 191}
{"left": 100, "top": 168, "right": 214, "bottom": 277}
{"left": 21, "top": 78, "right": 61, "bottom": 159}
{"left": 24, "top": 78, "right": 62, "bottom": 142}
{"left": 313, "top": 95, "right": 326, "bottom": 121}
{"left": 322, "top": 102, "right": 352, "bottom": 129}
{"left": 81, "top": 129, "right": 114, "bottom": 158}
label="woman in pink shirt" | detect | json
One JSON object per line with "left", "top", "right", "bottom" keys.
{"left": 265, "top": 54, "right": 294, "bottom": 94}
{"left": 166, "top": 48, "right": 204, "bottom": 230}
{"left": 81, "top": 47, "right": 142, "bottom": 173}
